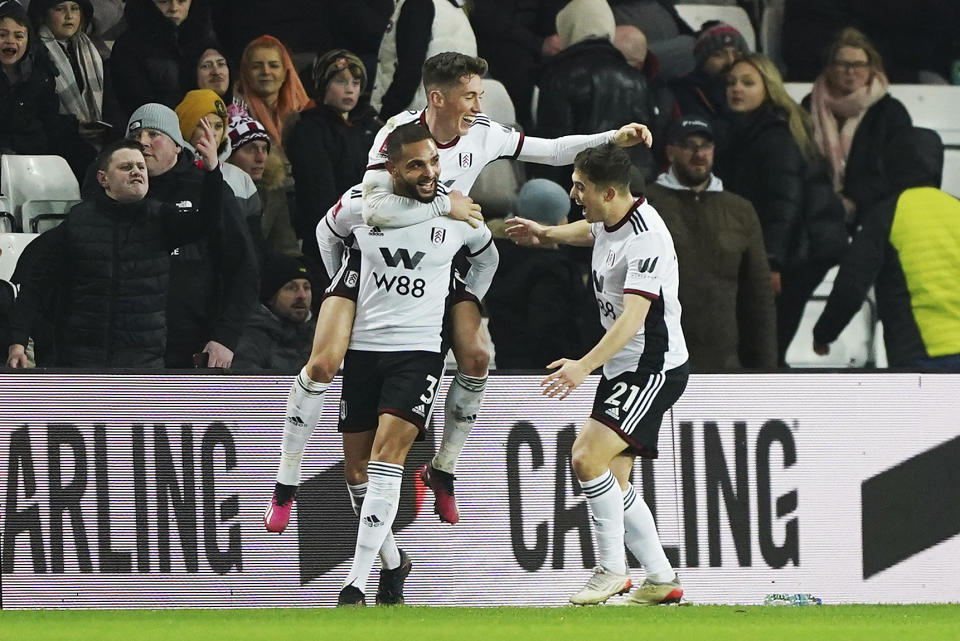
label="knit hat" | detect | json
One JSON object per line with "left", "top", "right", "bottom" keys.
{"left": 127, "top": 103, "right": 188, "bottom": 148}
{"left": 555, "top": 0, "right": 616, "bottom": 50}
{"left": 261, "top": 255, "right": 311, "bottom": 302}
{"left": 514, "top": 179, "right": 571, "bottom": 226}
{"left": 226, "top": 111, "right": 271, "bottom": 152}
{"left": 312, "top": 48, "right": 366, "bottom": 96}
{"left": 175, "top": 89, "right": 228, "bottom": 145}
{"left": 693, "top": 23, "right": 748, "bottom": 69}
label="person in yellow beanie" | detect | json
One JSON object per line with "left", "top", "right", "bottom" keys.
{"left": 175, "top": 88, "right": 229, "bottom": 152}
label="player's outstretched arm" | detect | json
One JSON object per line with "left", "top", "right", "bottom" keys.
{"left": 463, "top": 229, "right": 499, "bottom": 301}
{"left": 505, "top": 217, "right": 594, "bottom": 247}
{"left": 515, "top": 123, "right": 652, "bottom": 167}
{"left": 541, "top": 294, "right": 651, "bottom": 399}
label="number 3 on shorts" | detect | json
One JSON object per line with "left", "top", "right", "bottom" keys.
{"left": 420, "top": 374, "right": 440, "bottom": 404}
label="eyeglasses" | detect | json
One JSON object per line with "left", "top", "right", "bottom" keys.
{"left": 832, "top": 60, "right": 870, "bottom": 71}
{"left": 674, "top": 140, "right": 715, "bottom": 153}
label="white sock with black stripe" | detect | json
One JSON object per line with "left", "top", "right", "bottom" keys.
{"left": 346, "top": 481, "right": 402, "bottom": 570}
{"left": 276, "top": 367, "right": 328, "bottom": 486}
{"left": 622, "top": 483, "right": 675, "bottom": 583}
{"left": 343, "top": 461, "right": 403, "bottom": 594}
{"left": 581, "top": 469, "right": 626, "bottom": 575}
{"left": 433, "top": 371, "right": 486, "bottom": 474}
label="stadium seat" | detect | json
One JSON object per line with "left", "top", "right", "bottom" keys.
{"left": 0, "top": 155, "right": 81, "bottom": 232}
{"left": 674, "top": 4, "right": 757, "bottom": 50}
{"left": 785, "top": 266, "right": 879, "bottom": 368}
{"left": 0, "top": 233, "right": 40, "bottom": 282}
{"left": 21, "top": 199, "right": 79, "bottom": 233}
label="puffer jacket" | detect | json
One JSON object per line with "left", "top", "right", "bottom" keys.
{"left": 232, "top": 304, "right": 315, "bottom": 370}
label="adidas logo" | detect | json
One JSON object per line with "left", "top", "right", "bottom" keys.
{"left": 287, "top": 416, "right": 306, "bottom": 426}
{"left": 457, "top": 414, "right": 477, "bottom": 423}
{"left": 363, "top": 515, "right": 384, "bottom": 527}
{"left": 605, "top": 406, "right": 620, "bottom": 419}
{"left": 368, "top": 226, "right": 384, "bottom": 236}
{"left": 412, "top": 404, "right": 426, "bottom": 417}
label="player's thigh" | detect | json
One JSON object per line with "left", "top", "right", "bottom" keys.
{"left": 609, "top": 453, "right": 637, "bottom": 489}
{"left": 337, "top": 350, "right": 381, "bottom": 436}
{"left": 309, "top": 248, "right": 361, "bottom": 366}
{"left": 369, "top": 414, "right": 421, "bottom": 466}
{"left": 571, "top": 418, "right": 632, "bottom": 480}
{"left": 373, "top": 351, "right": 445, "bottom": 457}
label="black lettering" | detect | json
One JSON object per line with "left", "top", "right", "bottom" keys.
{"left": 155, "top": 424, "right": 198, "bottom": 573}
{"left": 373, "top": 272, "right": 396, "bottom": 291}
{"left": 202, "top": 423, "right": 242, "bottom": 574}
{"left": 47, "top": 424, "right": 92, "bottom": 573}
{"left": 591, "top": 270, "right": 604, "bottom": 292}
{"left": 2, "top": 426, "right": 46, "bottom": 573}
{"left": 506, "top": 421, "right": 547, "bottom": 571}
{"left": 379, "top": 247, "right": 426, "bottom": 269}
{"left": 680, "top": 421, "right": 698, "bottom": 567}
{"left": 132, "top": 424, "right": 150, "bottom": 572}
{"left": 757, "top": 420, "right": 799, "bottom": 568}
{"left": 553, "top": 425, "right": 595, "bottom": 569}
{"left": 94, "top": 425, "right": 131, "bottom": 573}
{"left": 705, "top": 421, "right": 751, "bottom": 566}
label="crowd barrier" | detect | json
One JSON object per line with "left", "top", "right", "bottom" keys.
{"left": 1, "top": 372, "right": 958, "bottom": 608}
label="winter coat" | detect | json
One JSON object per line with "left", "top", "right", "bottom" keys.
{"left": 7, "top": 170, "right": 222, "bottom": 367}
{"left": 646, "top": 176, "right": 776, "bottom": 371}
{"left": 814, "top": 128, "right": 960, "bottom": 367}
{"left": 232, "top": 304, "right": 315, "bottom": 370}
{"left": 256, "top": 151, "right": 301, "bottom": 259}
{"left": 109, "top": 0, "right": 214, "bottom": 117}
{"left": 285, "top": 103, "right": 380, "bottom": 261}
{"left": 0, "top": 46, "right": 62, "bottom": 155}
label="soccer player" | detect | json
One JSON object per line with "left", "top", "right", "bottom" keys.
{"left": 506, "top": 144, "right": 688, "bottom": 606}
{"left": 333, "top": 123, "right": 498, "bottom": 606}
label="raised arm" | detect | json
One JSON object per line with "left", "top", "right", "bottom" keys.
{"left": 517, "top": 123, "right": 652, "bottom": 166}
{"left": 505, "top": 217, "right": 595, "bottom": 247}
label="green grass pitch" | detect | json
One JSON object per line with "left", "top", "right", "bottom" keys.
{"left": 1, "top": 605, "right": 958, "bottom": 641}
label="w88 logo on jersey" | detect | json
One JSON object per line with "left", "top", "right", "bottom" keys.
{"left": 373, "top": 272, "right": 426, "bottom": 297}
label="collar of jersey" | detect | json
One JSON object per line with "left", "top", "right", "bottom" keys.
{"left": 603, "top": 197, "right": 646, "bottom": 233}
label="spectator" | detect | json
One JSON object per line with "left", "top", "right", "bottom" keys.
{"left": 233, "top": 254, "right": 315, "bottom": 370}
{"left": 608, "top": 0, "right": 695, "bottom": 80}
{"left": 535, "top": 0, "right": 658, "bottom": 183}
{"left": 88, "top": 0, "right": 124, "bottom": 40}
{"left": 227, "top": 110, "right": 301, "bottom": 258}
{"left": 485, "top": 178, "right": 599, "bottom": 369}
{"left": 116, "top": 102, "right": 259, "bottom": 368}
{"left": 233, "top": 34, "right": 310, "bottom": 153}
{"left": 286, "top": 49, "right": 380, "bottom": 262}
{"left": 0, "top": 0, "right": 93, "bottom": 177}
{"left": 645, "top": 118, "right": 776, "bottom": 371}
{"left": 370, "top": 0, "right": 477, "bottom": 119}
{"left": 6, "top": 133, "right": 223, "bottom": 368}
{"left": 718, "top": 53, "right": 847, "bottom": 364}
{"left": 188, "top": 41, "right": 231, "bottom": 100}
{"left": 470, "top": 0, "right": 566, "bottom": 131}
{"left": 804, "top": 28, "right": 912, "bottom": 227}
{"left": 176, "top": 89, "right": 263, "bottom": 264}
{"left": 109, "top": 0, "right": 214, "bottom": 118}
{"left": 813, "top": 128, "right": 960, "bottom": 371}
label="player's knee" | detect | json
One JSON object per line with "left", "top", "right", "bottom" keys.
{"left": 305, "top": 355, "right": 338, "bottom": 383}
{"left": 344, "top": 462, "right": 368, "bottom": 486}
{"left": 458, "top": 344, "right": 490, "bottom": 376}
{"left": 571, "top": 446, "right": 601, "bottom": 481}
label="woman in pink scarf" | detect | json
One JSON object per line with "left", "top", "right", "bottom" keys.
{"left": 806, "top": 28, "right": 911, "bottom": 227}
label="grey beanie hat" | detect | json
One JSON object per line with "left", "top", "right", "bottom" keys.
{"left": 126, "top": 103, "right": 188, "bottom": 148}
{"left": 514, "top": 179, "right": 570, "bottom": 226}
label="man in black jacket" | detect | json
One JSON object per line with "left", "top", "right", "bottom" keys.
{"left": 120, "top": 102, "right": 259, "bottom": 368}
{"left": 6, "top": 130, "right": 223, "bottom": 368}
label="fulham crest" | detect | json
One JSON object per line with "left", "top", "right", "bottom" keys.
{"left": 431, "top": 227, "right": 446, "bottom": 245}
{"left": 459, "top": 152, "right": 473, "bottom": 169}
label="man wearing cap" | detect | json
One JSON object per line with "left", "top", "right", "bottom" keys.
{"left": 233, "top": 255, "right": 315, "bottom": 370}
{"left": 227, "top": 111, "right": 301, "bottom": 258}
{"left": 117, "top": 102, "right": 259, "bottom": 368}
{"left": 645, "top": 118, "right": 776, "bottom": 371}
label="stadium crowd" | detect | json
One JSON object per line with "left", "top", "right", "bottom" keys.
{"left": 1, "top": 0, "right": 959, "bottom": 372}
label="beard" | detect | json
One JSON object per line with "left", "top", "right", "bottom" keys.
{"left": 396, "top": 174, "right": 438, "bottom": 203}
{"left": 673, "top": 162, "right": 712, "bottom": 188}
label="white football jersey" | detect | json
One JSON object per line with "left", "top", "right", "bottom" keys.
{"left": 368, "top": 109, "right": 524, "bottom": 194}
{"left": 350, "top": 217, "right": 494, "bottom": 352}
{"left": 591, "top": 199, "right": 688, "bottom": 377}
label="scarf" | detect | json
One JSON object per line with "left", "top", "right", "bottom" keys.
{"left": 38, "top": 25, "right": 104, "bottom": 123}
{"left": 810, "top": 72, "right": 888, "bottom": 193}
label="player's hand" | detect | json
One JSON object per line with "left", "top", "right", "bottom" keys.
{"left": 770, "top": 271, "right": 782, "bottom": 296}
{"left": 202, "top": 340, "right": 233, "bottom": 368}
{"left": 541, "top": 34, "right": 562, "bottom": 57}
{"left": 612, "top": 123, "right": 653, "bottom": 148}
{"left": 6, "top": 344, "right": 28, "bottom": 368}
{"left": 194, "top": 117, "right": 220, "bottom": 172}
{"left": 541, "top": 358, "right": 590, "bottom": 400}
{"left": 448, "top": 190, "right": 483, "bottom": 228}
{"left": 813, "top": 340, "right": 831, "bottom": 356}
{"left": 504, "top": 216, "right": 546, "bottom": 246}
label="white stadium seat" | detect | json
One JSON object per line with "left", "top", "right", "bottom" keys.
{"left": 674, "top": 4, "right": 757, "bottom": 50}
{"left": 0, "top": 233, "right": 40, "bottom": 282}
{"left": 0, "top": 155, "right": 80, "bottom": 232}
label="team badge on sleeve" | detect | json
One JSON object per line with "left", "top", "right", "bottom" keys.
{"left": 431, "top": 228, "right": 447, "bottom": 245}
{"left": 345, "top": 271, "right": 359, "bottom": 288}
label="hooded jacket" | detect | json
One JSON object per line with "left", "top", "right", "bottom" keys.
{"left": 814, "top": 128, "right": 960, "bottom": 366}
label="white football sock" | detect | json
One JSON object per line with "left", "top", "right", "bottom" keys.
{"left": 342, "top": 462, "right": 402, "bottom": 594}
{"left": 346, "top": 481, "right": 401, "bottom": 570}
{"left": 581, "top": 469, "right": 626, "bottom": 575}
{"left": 276, "top": 367, "right": 327, "bottom": 486}
{"left": 622, "top": 483, "right": 675, "bottom": 583}
{"left": 433, "top": 371, "right": 486, "bottom": 474}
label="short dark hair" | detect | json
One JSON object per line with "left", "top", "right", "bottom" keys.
{"left": 97, "top": 139, "right": 145, "bottom": 172}
{"left": 385, "top": 122, "right": 435, "bottom": 164}
{"left": 573, "top": 143, "right": 632, "bottom": 191}
{"left": 421, "top": 52, "right": 488, "bottom": 92}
